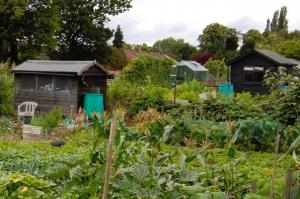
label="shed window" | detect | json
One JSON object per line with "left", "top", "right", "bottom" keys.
{"left": 38, "top": 76, "right": 53, "bottom": 91}
{"left": 19, "top": 76, "right": 36, "bottom": 91}
{"left": 243, "top": 66, "right": 264, "bottom": 82}
{"left": 54, "top": 77, "right": 71, "bottom": 92}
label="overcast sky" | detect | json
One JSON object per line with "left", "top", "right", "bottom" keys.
{"left": 107, "top": 0, "right": 300, "bottom": 46}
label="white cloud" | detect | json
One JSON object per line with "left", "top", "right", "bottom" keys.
{"left": 108, "top": 0, "right": 300, "bottom": 45}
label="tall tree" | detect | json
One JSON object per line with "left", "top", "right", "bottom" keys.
{"left": 263, "top": 18, "right": 271, "bottom": 36}
{"left": 113, "top": 25, "right": 124, "bottom": 48}
{"left": 54, "top": 0, "right": 131, "bottom": 63}
{"left": 0, "top": 0, "right": 59, "bottom": 63}
{"left": 153, "top": 37, "right": 196, "bottom": 61}
{"left": 278, "top": 6, "right": 288, "bottom": 33}
{"left": 240, "top": 29, "right": 265, "bottom": 54}
{"left": 270, "top": 10, "right": 279, "bottom": 32}
{"left": 198, "top": 23, "right": 239, "bottom": 60}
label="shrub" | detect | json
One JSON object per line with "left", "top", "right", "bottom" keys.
{"left": 0, "top": 63, "right": 14, "bottom": 115}
{"left": 120, "top": 54, "right": 174, "bottom": 87}
{"left": 165, "top": 80, "right": 210, "bottom": 102}
{"left": 0, "top": 116, "right": 19, "bottom": 134}
{"left": 129, "top": 86, "right": 167, "bottom": 115}
{"left": 31, "top": 108, "right": 63, "bottom": 133}
{"left": 233, "top": 118, "right": 281, "bottom": 151}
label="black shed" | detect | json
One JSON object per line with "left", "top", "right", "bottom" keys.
{"left": 228, "top": 49, "right": 300, "bottom": 94}
{"left": 12, "top": 60, "right": 113, "bottom": 116}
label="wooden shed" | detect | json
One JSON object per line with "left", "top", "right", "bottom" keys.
{"left": 12, "top": 60, "right": 113, "bottom": 116}
{"left": 228, "top": 49, "right": 300, "bottom": 94}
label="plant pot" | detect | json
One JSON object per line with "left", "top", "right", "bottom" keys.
{"left": 22, "top": 125, "right": 47, "bottom": 140}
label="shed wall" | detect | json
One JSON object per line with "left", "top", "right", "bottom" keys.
{"left": 14, "top": 74, "right": 78, "bottom": 116}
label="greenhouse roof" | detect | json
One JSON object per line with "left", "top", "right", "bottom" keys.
{"left": 176, "top": 61, "right": 208, "bottom": 72}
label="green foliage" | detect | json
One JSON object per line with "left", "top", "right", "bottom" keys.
{"left": 165, "top": 80, "right": 209, "bottom": 102}
{"left": 153, "top": 37, "right": 197, "bottom": 61}
{"left": 204, "top": 58, "right": 228, "bottom": 79}
{"left": 198, "top": 23, "right": 239, "bottom": 60}
{"left": 113, "top": 25, "right": 124, "bottom": 48}
{"left": 108, "top": 47, "right": 128, "bottom": 69}
{"left": 233, "top": 118, "right": 280, "bottom": 151}
{"left": 0, "top": 116, "right": 20, "bottom": 135}
{"left": 0, "top": 63, "right": 14, "bottom": 115}
{"left": 129, "top": 86, "right": 166, "bottom": 115}
{"left": 240, "top": 29, "right": 265, "bottom": 54}
{"left": 121, "top": 54, "right": 174, "bottom": 86}
{"left": 31, "top": 108, "right": 63, "bottom": 133}
{"left": 0, "top": 0, "right": 60, "bottom": 63}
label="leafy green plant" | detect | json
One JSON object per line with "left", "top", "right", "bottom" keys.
{"left": 31, "top": 108, "right": 63, "bottom": 133}
{"left": 0, "top": 63, "right": 14, "bottom": 115}
{"left": 233, "top": 118, "right": 280, "bottom": 151}
{"left": 129, "top": 86, "right": 167, "bottom": 115}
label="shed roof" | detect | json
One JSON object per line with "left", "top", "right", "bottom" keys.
{"left": 12, "top": 60, "right": 108, "bottom": 75}
{"left": 228, "top": 49, "right": 300, "bottom": 66}
{"left": 176, "top": 60, "right": 208, "bottom": 72}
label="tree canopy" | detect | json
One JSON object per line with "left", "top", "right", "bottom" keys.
{"left": 113, "top": 25, "right": 124, "bottom": 48}
{"left": 153, "top": 37, "right": 197, "bottom": 61}
{"left": 198, "top": 23, "right": 239, "bottom": 61}
{"left": 0, "top": 0, "right": 60, "bottom": 63}
{"left": 0, "top": 0, "right": 132, "bottom": 64}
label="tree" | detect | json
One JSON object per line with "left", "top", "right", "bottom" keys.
{"left": 121, "top": 55, "right": 174, "bottom": 87}
{"left": 153, "top": 37, "right": 197, "bottom": 61}
{"left": 192, "top": 51, "right": 215, "bottom": 65}
{"left": 240, "top": 29, "right": 265, "bottom": 54}
{"left": 278, "top": 6, "right": 288, "bottom": 34}
{"left": 0, "top": 0, "right": 60, "bottom": 63}
{"left": 108, "top": 47, "right": 128, "bottom": 69}
{"left": 204, "top": 59, "right": 228, "bottom": 79}
{"left": 54, "top": 0, "right": 131, "bottom": 63}
{"left": 263, "top": 18, "right": 271, "bottom": 36}
{"left": 271, "top": 10, "right": 279, "bottom": 32}
{"left": 198, "top": 23, "right": 239, "bottom": 60}
{"left": 113, "top": 25, "right": 124, "bottom": 48}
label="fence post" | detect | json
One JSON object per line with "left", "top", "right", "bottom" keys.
{"left": 269, "top": 134, "right": 281, "bottom": 199}
{"left": 284, "top": 168, "right": 293, "bottom": 199}
{"left": 102, "top": 112, "right": 118, "bottom": 199}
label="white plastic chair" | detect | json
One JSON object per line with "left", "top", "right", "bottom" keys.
{"left": 18, "top": 102, "right": 38, "bottom": 120}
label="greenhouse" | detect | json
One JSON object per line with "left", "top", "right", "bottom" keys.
{"left": 174, "top": 60, "right": 209, "bottom": 84}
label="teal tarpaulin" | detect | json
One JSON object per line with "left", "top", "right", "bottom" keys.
{"left": 219, "top": 83, "right": 234, "bottom": 96}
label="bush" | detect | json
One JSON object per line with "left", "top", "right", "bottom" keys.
{"left": 129, "top": 86, "right": 167, "bottom": 115}
{"left": 121, "top": 54, "right": 174, "bottom": 87}
{"left": 31, "top": 108, "right": 63, "bottom": 133}
{"left": 0, "top": 116, "right": 19, "bottom": 134}
{"left": 0, "top": 63, "right": 14, "bottom": 115}
{"left": 233, "top": 118, "right": 281, "bottom": 151}
{"left": 165, "top": 80, "right": 210, "bottom": 102}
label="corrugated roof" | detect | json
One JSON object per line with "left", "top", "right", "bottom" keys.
{"left": 256, "top": 49, "right": 300, "bottom": 65}
{"left": 12, "top": 60, "right": 108, "bottom": 75}
{"left": 176, "top": 60, "right": 208, "bottom": 72}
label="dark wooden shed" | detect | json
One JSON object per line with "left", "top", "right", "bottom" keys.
{"left": 12, "top": 60, "right": 113, "bottom": 116}
{"left": 228, "top": 49, "right": 300, "bottom": 94}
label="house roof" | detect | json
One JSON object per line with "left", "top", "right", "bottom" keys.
{"left": 12, "top": 60, "right": 108, "bottom": 75}
{"left": 176, "top": 60, "right": 209, "bottom": 72}
{"left": 228, "top": 49, "right": 300, "bottom": 66}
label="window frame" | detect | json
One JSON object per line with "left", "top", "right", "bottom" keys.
{"left": 18, "top": 75, "right": 71, "bottom": 93}
{"left": 243, "top": 66, "right": 265, "bottom": 83}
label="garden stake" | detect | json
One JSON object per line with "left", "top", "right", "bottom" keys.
{"left": 269, "top": 134, "right": 280, "bottom": 199}
{"left": 102, "top": 112, "right": 118, "bottom": 199}
{"left": 284, "top": 168, "right": 292, "bottom": 199}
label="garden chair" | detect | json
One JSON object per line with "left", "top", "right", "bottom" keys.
{"left": 18, "top": 102, "right": 38, "bottom": 121}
